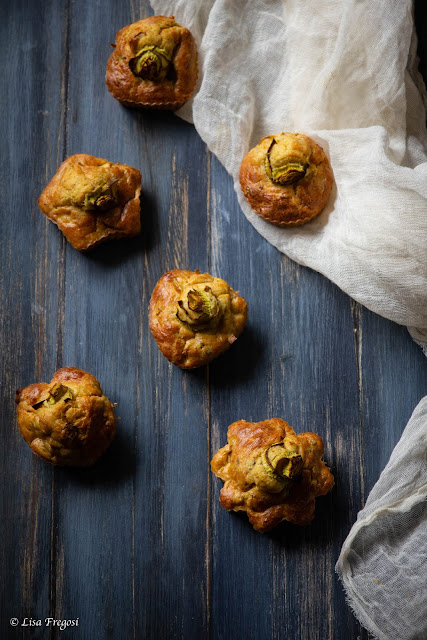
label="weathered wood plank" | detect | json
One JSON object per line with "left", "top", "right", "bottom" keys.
{"left": 358, "top": 309, "right": 427, "bottom": 495}
{"left": 46, "top": 1, "right": 212, "bottom": 638}
{"left": 0, "top": 2, "right": 68, "bottom": 639}
{"left": 206, "top": 155, "right": 369, "bottom": 640}
{"left": 48, "top": 2, "right": 147, "bottom": 639}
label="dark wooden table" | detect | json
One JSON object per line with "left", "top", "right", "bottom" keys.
{"left": 2, "top": 2, "right": 426, "bottom": 639}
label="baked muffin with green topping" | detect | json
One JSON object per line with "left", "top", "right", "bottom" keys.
{"left": 38, "top": 154, "right": 141, "bottom": 251}
{"left": 211, "top": 418, "right": 334, "bottom": 532}
{"left": 239, "top": 132, "right": 333, "bottom": 226}
{"left": 106, "top": 15, "right": 198, "bottom": 110}
{"left": 149, "top": 269, "right": 248, "bottom": 368}
{"left": 15, "top": 367, "right": 116, "bottom": 466}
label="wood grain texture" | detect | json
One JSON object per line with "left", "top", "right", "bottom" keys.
{"left": 1, "top": 2, "right": 427, "bottom": 640}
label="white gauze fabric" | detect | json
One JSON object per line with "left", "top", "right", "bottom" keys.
{"left": 335, "top": 396, "right": 427, "bottom": 640}
{"left": 150, "top": 0, "right": 427, "bottom": 352}
{"left": 148, "top": 2, "right": 427, "bottom": 637}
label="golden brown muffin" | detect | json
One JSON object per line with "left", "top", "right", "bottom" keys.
{"left": 211, "top": 418, "right": 334, "bottom": 533}
{"left": 38, "top": 154, "right": 141, "bottom": 251}
{"left": 106, "top": 15, "right": 198, "bottom": 110}
{"left": 239, "top": 132, "right": 333, "bottom": 227}
{"left": 149, "top": 269, "right": 248, "bottom": 368}
{"left": 15, "top": 367, "right": 116, "bottom": 466}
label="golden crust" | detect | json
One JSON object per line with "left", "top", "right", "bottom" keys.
{"left": 38, "top": 154, "right": 141, "bottom": 251}
{"left": 149, "top": 269, "right": 248, "bottom": 369}
{"left": 239, "top": 132, "right": 333, "bottom": 227}
{"left": 106, "top": 15, "right": 198, "bottom": 110}
{"left": 15, "top": 367, "right": 117, "bottom": 466}
{"left": 211, "top": 418, "right": 334, "bottom": 533}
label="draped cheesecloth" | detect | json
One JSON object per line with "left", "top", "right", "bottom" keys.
{"left": 150, "top": 1, "right": 427, "bottom": 638}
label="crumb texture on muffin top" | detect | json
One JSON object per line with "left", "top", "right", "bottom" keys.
{"left": 211, "top": 417, "right": 334, "bottom": 532}
{"left": 15, "top": 367, "right": 117, "bottom": 466}
{"left": 38, "top": 153, "right": 141, "bottom": 251}
{"left": 149, "top": 269, "right": 248, "bottom": 368}
{"left": 239, "top": 132, "right": 333, "bottom": 227}
{"left": 106, "top": 15, "right": 198, "bottom": 110}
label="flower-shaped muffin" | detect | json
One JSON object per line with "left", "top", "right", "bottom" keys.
{"left": 106, "top": 15, "right": 198, "bottom": 110}
{"left": 149, "top": 269, "right": 248, "bottom": 368}
{"left": 15, "top": 367, "right": 116, "bottom": 466}
{"left": 239, "top": 132, "right": 333, "bottom": 227}
{"left": 38, "top": 154, "right": 141, "bottom": 251}
{"left": 211, "top": 418, "right": 334, "bottom": 533}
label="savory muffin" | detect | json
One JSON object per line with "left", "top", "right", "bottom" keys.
{"left": 149, "top": 269, "right": 248, "bottom": 368}
{"left": 211, "top": 418, "right": 334, "bottom": 533}
{"left": 38, "top": 154, "right": 141, "bottom": 251}
{"left": 239, "top": 132, "right": 333, "bottom": 226}
{"left": 106, "top": 15, "right": 198, "bottom": 110}
{"left": 15, "top": 367, "right": 116, "bottom": 466}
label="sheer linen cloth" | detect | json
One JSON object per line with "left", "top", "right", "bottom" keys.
{"left": 336, "top": 397, "right": 427, "bottom": 640}
{"left": 151, "top": 0, "right": 427, "bottom": 349}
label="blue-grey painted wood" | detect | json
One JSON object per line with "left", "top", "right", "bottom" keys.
{"left": 1, "top": 1, "right": 427, "bottom": 639}
{"left": 0, "top": 2, "right": 68, "bottom": 640}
